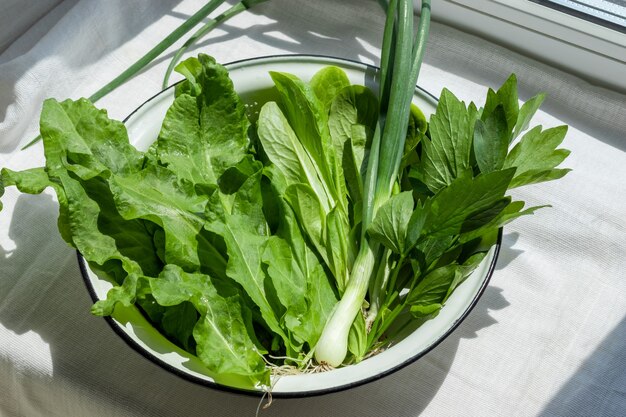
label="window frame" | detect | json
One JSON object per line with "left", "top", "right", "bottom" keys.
{"left": 423, "top": 0, "right": 626, "bottom": 92}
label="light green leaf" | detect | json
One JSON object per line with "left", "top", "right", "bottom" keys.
{"left": 264, "top": 197, "right": 337, "bottom": 348}
{"left": 110, "top": 165, "right": 224, "bottom": 274}
{"left": 325, "top": 206, "right": 350, "bottom": 291}
{"left": 504, "top": 125, "right": 570, "bottom": 188}
{"left": 40, "top": 98, "right": 144, "bottom": 179}
{"left": 1, "top": 167, "right": 52, "bottom": 195}
{"left": 263, "top": 237, "right": 307, "bottom": 332}
{"left": 44, "top": 161, "right": 143, "bottom": 315}
{"left": 400, "top": 104, "right": 428, "bottom": 176}
{"left": 367, "top": 191, "right": 414, "bottom": 255}
{"left": 270, "top": 72, "right": 331, "bottom": 173}
{"left": 409, "top": 303, "right": 442, "bottom": 319}
{"left": 38, "top": 100, "right": 161, "bottom": 271}
{"left": 513, "top": 93, "right": 545, "bottom": 140}
{"left": 82, "top": 176, "right": 164, "bottom": 278}
{"left": 223, "top": 155, "right": 268, "bottom": 235}
{"left": 54, "top": 172, "right": 143, "bottom": 315}
{"left": 263, "top": 232, "right": 336, "bottom": 348}
{"left": 406, "top": 103, "right": 428, "bottom": 144}
{"left": 328, "top": 85, "right": 378, "bottom": 156}
{"left": 310, "top": 66, "right": 351, "bottom": 112}
{"left": 157, "top": 54, "right": 250, "bottom": 189}
{"left": 257, "top": 101, "right": 332, "bottom": 212}
{"left": 342, "top": 124, "right": 369, "bottom": 215}
{"left": 347, "top": 312, "right": 367, "bottom": 362}
{"left": 328, "top": 84, "right": 378, "bottom": 212}
{"left": 91, "top": 272, "right": 143, "bottom": 316}
{"left": 270, "top": 71, "right": 344, "bottom": 209}
{"left": 284, "top": 183, "right": 327, "bottom": 263}
{"left": 37, "top": 98, "right": 163, "bottom": 316}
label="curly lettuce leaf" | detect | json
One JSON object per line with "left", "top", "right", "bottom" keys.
{"left": 150, "top": 265, "right": 269, "bottom": 386}
{"left": 157, "top": 54, "right": 250, "bottom": 192}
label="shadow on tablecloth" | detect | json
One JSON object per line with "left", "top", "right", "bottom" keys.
{"left": 538, "top": 316, "right": 626, "bottom": 417}
{"left": 0, "top": 0, "right": 186, "bottom": 152}
{"left": 133, "top": 0, "right": 383, "bottom": 86}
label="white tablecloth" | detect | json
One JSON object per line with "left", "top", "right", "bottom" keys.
{"left": 1, "top": 1, "right": 625, "bottom": 416}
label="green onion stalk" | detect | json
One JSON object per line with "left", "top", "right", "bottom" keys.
{"left": 315, "top": 0, "right": 431, "bottom": 367}
{"left": 162, "top": 0, "right": 268, "bottom": 88}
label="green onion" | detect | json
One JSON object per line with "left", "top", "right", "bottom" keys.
{"left": 315, "top": 0, "right": 431, "bottom": 367}
{"left": 162, "top": 0, "right": 269, "bottom": 89}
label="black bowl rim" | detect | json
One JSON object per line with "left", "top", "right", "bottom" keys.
{"left": 78, "top": 53, "right": 503, "bottom": 399}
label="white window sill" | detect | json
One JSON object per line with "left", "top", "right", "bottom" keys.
{"left": 418, "top": 0, "right": 626, "bottom": 93}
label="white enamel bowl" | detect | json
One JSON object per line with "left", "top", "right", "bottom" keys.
{"left": 79, "top": 55, "right": 501, "bottom": 397}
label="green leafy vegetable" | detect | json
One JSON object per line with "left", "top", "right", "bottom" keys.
{"left": 368, "top": 191, "right": 414, "bottom": 255}
{"left": 418, "top": 88, "right": 472, "bottom": 192}
{"left": 150, "top": 264, "right": 269, "bottom": 385}
{"left": 0, "top": 0, "right": 571, "bottom": 390}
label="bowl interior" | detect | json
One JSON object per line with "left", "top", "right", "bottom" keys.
{"left": 80, "top": 55, "right": 499, "bottom": 397}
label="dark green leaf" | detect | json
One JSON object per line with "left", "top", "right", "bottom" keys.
{"left": 150, "top": 264, "right": 269, "bottom": 386}
{"left": 474, "top": 105, "right": 508, "bottom": 173}
{"left": 494, "top": 74, "right": 519, "bottom": 135}
{"left": 205, "top": 216, "right": 286, "bottom": 345}
{"left": 424, "top": 169, "right": 516, "bottom": 238}
{"left": 161, "top": 301, "right": 197, "bottom": 351}
{"left": 420, "top": 88, "right": 472, "bottom": 192}
{"left": 459, "top": 200, "right": 548, "bottom": 243}
{"left": 510, "top": 168, "right": 571, "bottom": 189}
{"left": 415, "top": 235, "right": 456, "bottom": 271}
{"left": 407, "top": 264, "right": 460, "bottom": 306}
{"left": 406, "top": 200, "right": 428, "bottom": 250}
{"left": 461, "top": 196, "right": 510, "bottom": 233}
